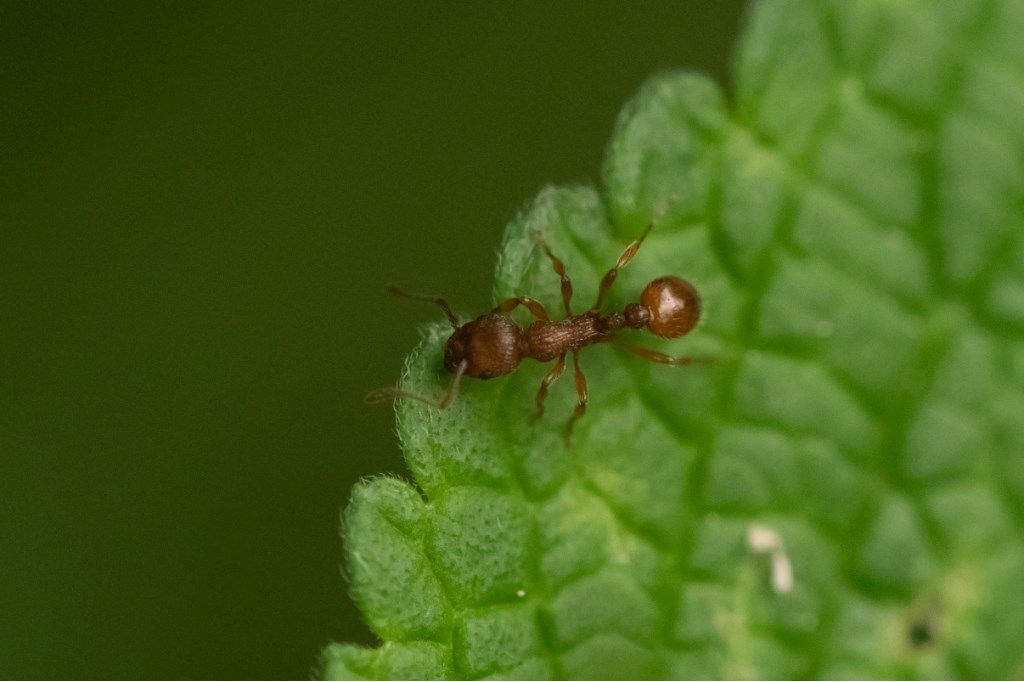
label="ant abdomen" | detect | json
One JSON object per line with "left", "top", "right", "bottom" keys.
{"left": 640, "top": 275, "right": 701, "bottom": 339}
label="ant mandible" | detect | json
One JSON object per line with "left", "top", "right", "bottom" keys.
{"left": 367, "top": 223, "right": 702, "bottom": 439}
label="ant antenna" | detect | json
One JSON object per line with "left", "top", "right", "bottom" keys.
{"left": 387, "top": 286, "right": 459, "bottom": 328}
{"left": 365, "top": 359, "right": 468, "bottom": 409}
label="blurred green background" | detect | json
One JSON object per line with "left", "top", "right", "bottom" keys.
{"left": 1, "top": 2, "right": 744, "bottom": 678}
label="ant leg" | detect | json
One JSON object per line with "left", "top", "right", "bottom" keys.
{"left": 623, "top": 345, "right": 711, "bottom": 367}
{"left": 365, "top": 360, "right": 468, "bottom": 409}
{"left": 564, "top": 350, "right": 588, "bottom": 441}
{"left": 591, "top": 222, "right": 654, "bottom": 312}
{"left": 387, "top": 286, "right": 459, "bottom": 328}
{"left": 533, "top": 352, "right": 566, "bottom": 421}
{"left": 493, "top": 296, "right": 549, "bottom": 321}
{"left": 534, "top": 230, "right": 573, "bottom": 316}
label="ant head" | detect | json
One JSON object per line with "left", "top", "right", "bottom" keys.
{"left": 444, "top": 314, "right": 521, "bottom": 379}
{"left": 640, "top": 276, "right": 701, "bottom": 339}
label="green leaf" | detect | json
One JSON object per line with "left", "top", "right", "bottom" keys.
{"left": 325, "top": 0, "right": 1024, "bottom": 678}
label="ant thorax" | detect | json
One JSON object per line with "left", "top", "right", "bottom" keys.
{"left": 521, "top": 313, "right": 605, "bottom": 362}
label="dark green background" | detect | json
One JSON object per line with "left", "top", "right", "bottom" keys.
{"left": 2, "top": 3, "right": 743, "bottom": 678}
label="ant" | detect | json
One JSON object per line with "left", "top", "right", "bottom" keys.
{"left": 367, "top": 223, "right": 702, "bottom": 439}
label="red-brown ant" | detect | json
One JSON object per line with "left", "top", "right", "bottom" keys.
{"left": 367, "top": 223, "right": 702, "bottom": 438}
